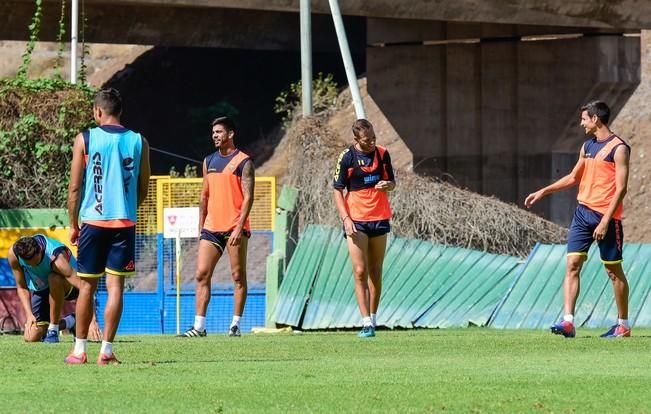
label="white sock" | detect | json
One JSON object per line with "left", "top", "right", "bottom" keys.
{"left": 194, "top": 315, "right": 206, "bottom": 331}
{"left": 231, "top": 315, "right": 241, "bottom": 328}
{"left": 563, "top": 314, "right": 574, "bottom": 324}
{"left": 618, "top": 319, "right": 630, "bottom": 328}
{"left": 370, "top": 313, "right": 377, "bottom": 327}
{"left": 100, "top": 341, "right": 113, "bottom": 356}
{"left": 74, "top": 338, "right": 88, "bottom": 355}
{"left": 48, "top": 323, "right": 59, "bottom": 332}
{"left": 362, "top": 316, "right": 373, "bottom": 327}
{"left": 63, "top": 314, "right": 75, "bottom": 330}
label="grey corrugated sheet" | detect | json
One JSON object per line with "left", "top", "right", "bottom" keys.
{"left": 278, "top": 225, "right": 521, "bottom": 329}
{"left": 489, "top": 243, "right": 651, "bottom": 329}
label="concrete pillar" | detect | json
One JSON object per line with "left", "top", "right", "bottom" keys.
{"left": 480, "top": 32, "right": 518, "bottom": 201}
{"left": 445, "top": 23, "right": 482, "bottom": 191}
{"left": 367, "top": 20, "right": 447, "bottom": 175}
{"left": 367, "top": 18, "right": 640, "bottom": 224}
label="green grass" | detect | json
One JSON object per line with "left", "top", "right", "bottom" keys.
{"left": 2, "top": 329, "right": 651, "bottom": 413}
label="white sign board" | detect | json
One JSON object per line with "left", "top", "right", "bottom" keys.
{"left": 163, "top": 207, "right": 200, "bottom": 239}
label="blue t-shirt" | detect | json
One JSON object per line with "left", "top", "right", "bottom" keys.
{"left": 15, "top": 235, "right": 76, "bottom": 292}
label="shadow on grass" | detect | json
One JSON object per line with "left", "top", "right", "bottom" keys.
{"left": 138, "top": 357, "right": 314, "bottom": 365}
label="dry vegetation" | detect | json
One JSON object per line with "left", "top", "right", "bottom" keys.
{"left": 286, "top": 117, "right": 566, "bottom": 257}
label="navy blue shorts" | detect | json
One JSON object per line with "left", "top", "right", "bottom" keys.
{"left": 567, "top": 204, "right": 624, "bottom": 263}
{"left": 344, "top": 219, "right": 391, "bottom": 238}
{"left": 200, "top": 228, "right": 251, "bottom": 252}
{"left": 77, "top": 224, "right": 136, "bottom": 277}
{"left": 31, "top": 286, "right": 79, "bottom": 324}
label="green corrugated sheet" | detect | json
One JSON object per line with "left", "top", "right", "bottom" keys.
{"left": 275, "top": 225, "right": 521, "bottom": 329}
{"left": 273, "top": 230, "right": 651, "bottom": 330}
{"left": 414, "top": 253, "right": 521, "bottom": 328}
{"left": 270, "top": 225, "right": 334, "bottom": 326}
{"left": 489, "top": 243, "right": 651, "bottom": 329}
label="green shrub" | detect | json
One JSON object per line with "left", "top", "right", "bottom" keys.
{"left": 274, "top": 72, "right": 338, "bottom": 128}
{"left": 0, "top": 0, "right": 95, "bottom": 208}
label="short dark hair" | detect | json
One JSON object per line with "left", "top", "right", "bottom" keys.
{"left": 581, "top": 100, "right": 610, "bottom": 125}
{"left": 13, "top": 236, "right": 40, "bottom": 260}
{"left": 352, "top": 119, "right": 374, "bottom": 139}
{"left": 94, "top": 88, "right": 123, "bottom": 117}
{"left": 212, "top": 116, "right": 236, "bottom": 132}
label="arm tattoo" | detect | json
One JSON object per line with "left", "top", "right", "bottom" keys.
{"left": 241, "top": 160, "right": 255, "bottom": 200}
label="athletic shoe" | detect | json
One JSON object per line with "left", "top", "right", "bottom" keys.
{"left": 358, "top": 325, "right": 375, "bottom": 338}
{"left": 550, "top": 320, "right": 575, "bottom": 338}
{"left": 600, "top": 324, "right": 631, "bottom": 338}
{"left": 180, "top": 327, "right": 207, "bottom": 338}
{"left": 64, "top": 352, "right": 87, "bottom": 365}
{"left": 42, "top": 329, "right": 60, "bottom": 343}
{"left": 228, "top": 325, "right": 241, "bottom": 337}
{"left": 97, "top": 353, "right": 121, "bottom": 365}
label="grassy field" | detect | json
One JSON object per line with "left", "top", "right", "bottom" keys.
{"left": 1, "top": 328, "right": 650, "bottom": 413}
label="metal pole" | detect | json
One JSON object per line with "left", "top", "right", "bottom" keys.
{"left": 328, "top": 0, "right": 366, "bottom": 119}
{"left": 70, "top": 0, "right": 79, "bottom": 84}
{"left": 300, "top": 0, "right": 312, "bottom": 116}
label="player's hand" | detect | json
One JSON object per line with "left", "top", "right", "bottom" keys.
{"left": 69, "top": 227, "right": 80, "bottom": 246}
{"left": 593, "top": 219, "right": 609, "bottom": 241}
{"left": 88, "top": 318, "right": 103, "bottom": 342}
{"left": 524, "top": 190, "right": 545, "bottom": 209}
{"left": 375, "top": 180, "right": 392, "bottom": 192}
{"left": 24, "top": 314, "right": 37, "bottom": 336}
{"left": 24, "top": 314, "right": 37, "bottom": 329}
{"left": 229, "top": 227, "right": 242, "bottom": 246}
{"left": 343, "top": 217, "right": 357, "bottom": 237}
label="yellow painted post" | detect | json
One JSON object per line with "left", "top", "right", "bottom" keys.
{"left": 270, "top": 176, "right": 277, "bottom": 230}
{"left": 175, "top": 230, "right": 182, "bottom": 336}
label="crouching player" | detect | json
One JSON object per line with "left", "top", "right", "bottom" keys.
{"left": 8, "top": 235, "right": 101, "bottom": 343}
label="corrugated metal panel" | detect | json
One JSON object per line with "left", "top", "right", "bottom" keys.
{"left": 489, "top": 243, "right": 651, "bottom": 329}
{"left": 414, "top": 253, "right": 521, "bottom": 328}
{"left": 379, "top": 241, "right": 447, "bottom": 328}
{"left": 296, "top": 229, "right": 521, "bottom": 330}
{"left": 270, "top": 225, "right": 334, "bottom": 326}
{"left": 631, "top": 245, "right": 651, "bottom": 326}
{"left": 300, "top": 230, "right": 353, "bottom": 329}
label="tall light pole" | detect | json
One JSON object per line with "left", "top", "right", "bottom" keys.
{"left": 70, "top": 0, "right": 78, "bottom": 84}
{"left": 300, "top": 0, "right": 312, "bottom": 116}
{"left": 328, "top": 0, "right": 366, "bottom": 119}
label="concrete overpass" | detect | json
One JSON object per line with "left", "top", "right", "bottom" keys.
{"left": 2, "top": 0, "right": 650, "bottom": 48}
{"left": 1, "top": 0, "right": 646, "bottom": 223}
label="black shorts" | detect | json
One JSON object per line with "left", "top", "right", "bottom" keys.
{"left": 344, "top": 219, "right": 391, "bottom": 238}
{"left": 200, "top": 228, "right": 251, "bottom": 251}
{"left": 31, "top": 286, "right": 79, "bottom": 324}
{"left": 77, "top": 224, "right": 136, "bottom": 277}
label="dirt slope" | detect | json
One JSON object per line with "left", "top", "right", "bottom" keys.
{"left": 256, "top": 77, "right": 412, "bottom": 184}
{"left": 0, "top": 41, "right": 150, "bottom": 87}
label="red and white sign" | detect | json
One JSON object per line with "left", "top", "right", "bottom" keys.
{"left": 163, "top": 207, "right": 199, "bottom": 239}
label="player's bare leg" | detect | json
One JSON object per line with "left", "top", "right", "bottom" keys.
{"left": 195, "top": 240, "right": 222, "bottom": 317}
{"left": 367, "top": 234, "right": 387, "bottom": 320}
{"left": 75, "top": 276, "right": 99, "bottom": 340}
{"left": 47, "top": 272, "right": 66, "bottom": 329}
{"left": 227, "top": 237, "right": 248, "bottom": 336}
{"left": 347, "top": 232, "right": 370, "bottom": 318}
{"left": 103, "top": 274, "right": 125, "bottom": 343}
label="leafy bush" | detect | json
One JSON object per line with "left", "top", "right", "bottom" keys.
{"left": 274, "top": 72, "right": 339, "bottom": 128}
{"left": 0, "top": 79, "right": 94, "bottom": 208}
{"left": 0, "top": 0, "right": 95, "bottom": 208}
